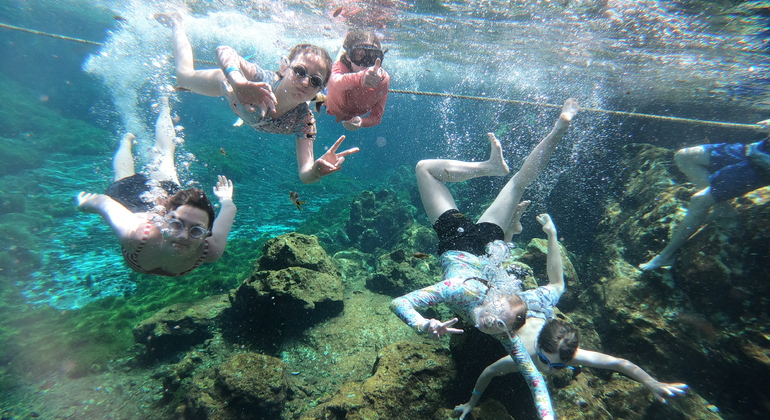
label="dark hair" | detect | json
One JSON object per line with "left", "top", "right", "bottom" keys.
{"left": 165, "top": 188, "right": 215, "bottom": 231}
{"left": 340, "top": 30, "right": 382, "bottom": 70}
{"left": 537, "top": 319, "right": 580, "bottom": 362}
{"left": 278, "top": 44, "right": 333, "bottom": 86}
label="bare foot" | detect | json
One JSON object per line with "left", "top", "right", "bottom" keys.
{"left": 560, "top": 98, "right": 580, "bottom": 122}
{"left": 154, "top": 12, "right": 180, "bottom": 28}
{"left": 639, "top": 253, "right": 676, "bottom": 271}
{"left": 508, "top": 200, "right": 532, "bottom": 235}
{"left": 536, "top": 213, "right": 556, "bottom": 236}
{"left": 485, "top": 133, "right": 510, "bottom": 177}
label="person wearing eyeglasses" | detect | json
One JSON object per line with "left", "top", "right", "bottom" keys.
{"left": 76, "top": 96, "right": 237, "bottom": 277}
{"left": 323, "top": 30, "right": 390, "bottom": 131}
{"left": 452, "top": 217, "right": 688, "bottom": 420}
{"left": 155, "top": 13, "right": 358, "bottom": 184}
{"left": 390, "top": 99, "right": 581, "bottom": 420}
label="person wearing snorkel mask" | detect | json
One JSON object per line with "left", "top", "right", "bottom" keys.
{"left": 322, "top": 30, "right": 390, "bottom": 131}
{"left": 452, "top": 215, "right": 688, "bottom": 420}
{"left": 155, "top": 13, "right": 358, "bottom": 184}
{"left": 390, "top": 98, "right": 580, "bottom": 420}
{"left": 76, "top": 97, "right": 237, "bottom": 277}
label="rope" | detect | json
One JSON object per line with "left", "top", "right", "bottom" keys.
{"left": 389, "top": 89, "right": 763, "bottom": 130}
{"left": 1, "top": 22, "right": 762, "bottom": 130}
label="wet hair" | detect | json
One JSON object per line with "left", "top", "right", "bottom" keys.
{"left": 277, "top": 44, "right": 333, "bottom": 86}
{"left": 164, "top": 188, "right": 215, "bottom": 231}
{"left": 467, "top": 277, "right": 528, "bottom": 333}
{"left": 537, "top": 319, "right": 580, "bottom": 362}
{"left": 340, "top": 30, "right": 383, "bottom": 70}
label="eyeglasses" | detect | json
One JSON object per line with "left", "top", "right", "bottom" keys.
{"left": 535, "top": 348, "right": 573, "bottom": 370}
{"left": 291, "top": 65, "right": 324, "bottom": 89}
{"left": 165, "top": 218, "right": 209, "bottom": 239}
{"left": 348, "top": 44, "right": 384, "bottom": 67}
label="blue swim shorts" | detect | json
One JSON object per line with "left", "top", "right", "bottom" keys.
{"left": 706, "top": 143, "right": 770, "bottom": 202}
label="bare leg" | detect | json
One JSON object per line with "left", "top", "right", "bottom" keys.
{"left": 147, "top": 96, "right": 180, "bottom": 184}
{"left": 504, "top": 200, "right": 531, "bottom": 241}
{"left": 416, "top": 133, "right": 510, "bottom": 224}
{"left": 478, "top": 98, "right": 579, "bottom": 239}
{"left": 113, "top": 133, "right": 136, "bottom": 181}
{"left": 639, "top": 188, "right": 717, "bottom": 271}
{"left": 674, "top": 146, "right": 711, "bottom": 189}
{"left": 156, "top": 13, "right": 224, "bottom": 97}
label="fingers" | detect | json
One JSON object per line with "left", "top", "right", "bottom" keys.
{"left": 337, "top": 147, "right": 360, "bottom": 157}
{"left": 440, "top": 317, "right": 459, "bottom": 327}
{"left": 329, "top": 135, "right": 346, "bottom": 153}
{"left": 487, "top": 132, "right": 498, "bottom": 141}
{"left": 372, "top": 58, "right": 381, "bottom": 72}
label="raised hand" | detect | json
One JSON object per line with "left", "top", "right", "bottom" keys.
{"left": 213, "top": 175, "right": 234, "bottom": 202}
{"left": 362, "top": 58, "right": 383, "bottom": 89}
{"left": 536, "top": 213, "right": 557, "bottom": 237}
{"left": 313, "top": 135, "right": 360, "bottom": 178}
{"left": 419, "top": 317, "right": 464, "bottom": 340}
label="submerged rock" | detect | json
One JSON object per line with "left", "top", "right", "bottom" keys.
{"left": 300, "top": 341, "right": 455, "bottom": 420}
{"left": 345, "top": 190, "right": 416, "bottom": 253}
{"left": 185, "top": 352, "right": 289, "bottom": 420}
{"left": 224, "top": 233, "right": 344, "bottom": 347}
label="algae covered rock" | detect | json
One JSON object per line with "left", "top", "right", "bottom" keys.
{"left": 300, "top": 341, "right": 455, "bottom": 420}
{"left": 225, "top": 233, "right": 344, "bottom": 345}
{"left": 365, "top": 249, "right": 441, "bottom": 296}
{"left": 345, "top": 190, "right": 416, "bottom": 253}
{"left": 132, "top": 294, "right": 231, "bottom": 360}
{"left": 185, "top": 352, "right": 289, "bottom": 420}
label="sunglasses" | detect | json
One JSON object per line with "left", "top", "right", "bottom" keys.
{"left": 349, "top": 44, "right": 384, "bottom": 67}
{"left": 291, "top": 65, "right": 324, "bottom": 89}
{"left": 535, "top": 348, "right": 573, "bottom": 370}
{"left": 165, "top": 218, "right": 209, "bottom": 239}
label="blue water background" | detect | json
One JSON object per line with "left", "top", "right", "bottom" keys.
{"left": 1, "top": 0, "right": 769, "bottom": 399}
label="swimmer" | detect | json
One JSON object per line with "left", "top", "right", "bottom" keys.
{"left": 156, "top": 13, "right": 358, "bottom": 184}
{"left": 640, "top": 121, "right": 770, "bottom": 271}
{"left": 322, "top": 30, "right": 391, "bottom": 131}
{"left": 391, "top": 98, "right": 580, "bottom": 420}
{"left": 77, "top": 96, "right": 237, "bottom": 276}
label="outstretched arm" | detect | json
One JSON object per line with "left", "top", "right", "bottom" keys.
{"left": 575, "top": 349, "right": 688, "bottom": 403}
{"left": 76, "top": 192, "right": 146, "bottom": 243}
{"left": 389, "top": 282, "right": 464, "bottom": 338}
{"left": 502, "top": 335, "right": 555, "bottom": 420}
{"left": 454, "top": 356, "right": 519, "bottom": 419}
{"left": 537, "top": 214, "right": 565, "bottom": 295}
{"left": 205, "top": 176, "right": 237, "bottom": 262}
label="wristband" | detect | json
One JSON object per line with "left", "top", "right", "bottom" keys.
{"left": 472, "top": 389, "right": 483, "bottom": 397}
{"left": 225, "top": 66, "right": 241, "bottom": 75}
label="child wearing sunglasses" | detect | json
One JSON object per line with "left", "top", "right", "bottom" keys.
{"left": 76, "top": 96, "right": 237, "bottom": 277}
{"left": 323, "top": 30, "right": 391, "bottom": 131}
{"left": 391, "top": 99, "right": 582, "bottom": 420}
{"left": 156, "top": 13, "right": 358, "bottom": 184}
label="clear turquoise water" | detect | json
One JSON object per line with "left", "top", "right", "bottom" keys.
{"left": 1, "top": 0, "right": 768, "bottom": 418}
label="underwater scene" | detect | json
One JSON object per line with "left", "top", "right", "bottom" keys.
{"left": 1, "top": 0, "right": 769, "bottom": 419}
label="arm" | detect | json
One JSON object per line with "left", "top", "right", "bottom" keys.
{"left": 359, "top": 72, "right": 389, "bottom": 128}
{"left": 76, "top": 192, "right": 147, "bottom": 243}
{"left": 502, "top": 335, "right": 555, "bottom": 420}
{"left": 454, "top": 356, "right": 519, "bottom": 420}
{"left": 297, "top": 136, "right": 360, "bottom": 184}
{"left": 389, "top": 281, "right": 464, "bottom": 338}
{"left": 574, "top": 349, "right": 688, "bottom": 403}
{"left": 216, "top": 46, "right": 276, "bottom": 116}
{"left": 204, "top": 176, "right": 237, "bottom": 262}
{"left": 537, "top": 214, "right": 565, "bottom": 295}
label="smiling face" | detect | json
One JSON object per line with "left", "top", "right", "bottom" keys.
{"left": 279, "top": 52, "right": 330, "bottom": 102}
{"left": 163, "top": 204, "right": 210, "bottom": 255}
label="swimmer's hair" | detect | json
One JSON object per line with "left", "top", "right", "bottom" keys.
{"left": 165, "top": 188, "right": 216, "bottom": 231}
{"left": 340, "top": 30, "right": 383, "bottom": 70}
{"left": 279, "top": 44, "right": 333, "bottom": 86}
{"left": 537, "top": 319, "right": 579, "bottom": 362}
{"left": 505, "top": 293, "right": 528, "bottom": 332}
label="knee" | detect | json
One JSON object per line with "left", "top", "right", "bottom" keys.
{"left": 674, "top": 146, "right": 705, "bottom": 169}
{"left": 689, "top": 188, "right": 715, "bottom": 212}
